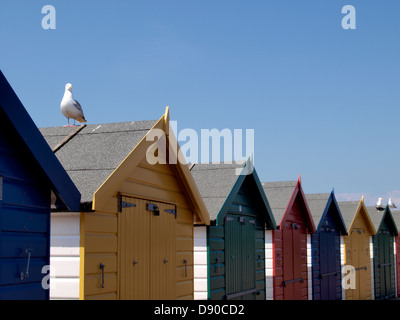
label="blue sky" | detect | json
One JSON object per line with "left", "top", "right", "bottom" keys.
{"left": 1, "top": 1, "right": 399, "bottom": 206}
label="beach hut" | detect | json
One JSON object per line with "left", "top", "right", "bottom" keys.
{"left": 338, "top": 198, "right": 376, "bottom": 300}
{"left": 393, "top": 211, "right": 400, "bottom": 297}
{"left": 367, "top": 205, "right": 398, "bottom": 300}
{"left": 306, "top": 192, "right": 347, "bottom": 300}
{"left": 40, "top": 107, "right": 210, "bottom": 300}
{"left": 191, "top": 161, "right": 276, "bottom": 300}
{"left": 0, "top": 70, "right": 81, "bottom": 299}
{"left": 263, "top": 178, "right": 316, "bottom": 300}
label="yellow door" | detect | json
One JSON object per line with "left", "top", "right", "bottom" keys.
{"left": 119, "top": 196, "right": 176, "bottom": 300}
{"left": 150, "top": 201, "right": 176, "bottom": 300}
{"left": 348, "top": 229, "right": 371, "bottom": 300}
{"left": 358, "top": 232, "right": 371, "bottom": 300}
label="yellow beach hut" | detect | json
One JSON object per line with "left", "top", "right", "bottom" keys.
{"left": 41, "top": 107, "right": 210, "bottom": 300}
{"left": 338, "top": 197, "right": 376, "bottom": 300}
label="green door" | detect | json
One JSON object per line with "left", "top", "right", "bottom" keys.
{"left": 225, "top": 214, "right": 256, "bottom": 300}
{"left": 377, "top": 232, "right": 393, "bottom": 299}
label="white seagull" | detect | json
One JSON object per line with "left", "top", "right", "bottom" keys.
{"left": 388, "top": 198, "right": 397, "bottom": 209}
{"left": 60, "top": 83, "right": 86, "bottom": 127}
{"left": 376, "top": 197, "right": 385, "bottom": 211}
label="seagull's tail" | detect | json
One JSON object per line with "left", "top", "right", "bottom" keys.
{"left": 76, "top": 115, "right": 87, "bottom": 123}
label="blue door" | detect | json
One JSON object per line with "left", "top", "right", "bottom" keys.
{"left": 319, "top": 228, "right": 339, "bottom": 300}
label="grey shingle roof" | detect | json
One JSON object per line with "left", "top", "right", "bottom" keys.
{"left": 305, "top": 193, "right": 330, "bottom": 228}
{"left": 40, "top": 121, "right": 157, "bottom": 205}
{"left": 366, "top": 206, "right": 386, "bottom": 232}
{"left": 366, "top": 206, "right": 399, "bottom": 235}
{"left": 392, "top": 210, "right": 400, "bottom": 233}
{"left": 337, "top": 200, "right": 360, "bottom": 231}
{"left": 190, "top": 162, "right": 246, "bottom": 221}
{"left": 262, "top": 181, "right": 297, "bottom": 226}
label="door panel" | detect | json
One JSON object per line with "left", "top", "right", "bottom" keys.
{"left": 282, "top": 223, "right": 294, "bottom": 300}
{"left": 282, "top": 222, "right": 306, "bottom": 300}
{"left": 319, "top": 230, "right": 338, "bottom": 300}
{"left": 119, "top": 197, "right": 176, "bottom": 300}
{"left": 225, "top": 214, "right": 256, "bottom": 300}
{"left": 119, "top": 198, "right": 150, "bottom": 300}
{"left": 150, "top": 202, "right": 176, "bottom": 300}
{"left": 378, "top": 233, "right": 393, "bottom": 299}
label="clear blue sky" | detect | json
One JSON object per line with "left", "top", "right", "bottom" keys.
{"left": 1, "top": 1, "right": 400, "bottom": 206}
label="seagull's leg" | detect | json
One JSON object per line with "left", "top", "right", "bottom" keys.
{"left": 63, "top": 118, "right": 70, "bottom": 127}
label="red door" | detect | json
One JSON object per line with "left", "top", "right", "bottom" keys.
{"left": 282, "top": 221, "right": 307, "bottom": 300}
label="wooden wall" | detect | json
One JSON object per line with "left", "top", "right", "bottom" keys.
{"left": 82, "top": 159, "right": 195, "bottom": 300}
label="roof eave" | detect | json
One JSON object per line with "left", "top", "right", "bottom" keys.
{"left": 0, "top": 70, "right": 81, "bottom": 211}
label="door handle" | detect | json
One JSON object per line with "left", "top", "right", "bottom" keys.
{"left": 20, "top": 249, "right": 33, "bottom": 280}
{"left": 99, "top": 263, "right": 105, "bottom": 288}
{"left": 216, "top": 257, "right": 220, "bottom": 273}
{"left": 183, "top": 259, "right": 188, "bottom": 277}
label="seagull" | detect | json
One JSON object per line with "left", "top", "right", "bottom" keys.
{"left": 60, "top": 83, "right": 86, "bottom": 127}
{"left": 376, "top": 197, "right": 385, "bottom": 211}
{"left": 388, "top": 198, "right": 397, "bottom": 209}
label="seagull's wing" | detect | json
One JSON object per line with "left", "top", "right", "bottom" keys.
{"left": 73, "top": 99, "right": 84, "bottom": 113}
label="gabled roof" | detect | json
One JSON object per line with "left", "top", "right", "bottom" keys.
{"left": 306, "top": 191, "right": 347, "bottom": 235}
{"left": 262, "top": 181, "right": 297, "bottom": 225}
{"left": 190, "top": 160, "right": 276, "bottom": 229}
{"left": 40, "top": 107, "right": 210, "bottom": 225}
{"left": 262, "top": 178, "right": 316, "bottom": 233}
{"left": 0, "top": 70, "right": 81, "bottom": 211}
{"left": 338, "top": 197, "right": 376, "bottom": 235}
{"left": 366, "top": 205, "right": 398, "bottom": 236}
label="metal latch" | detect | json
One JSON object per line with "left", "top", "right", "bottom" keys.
{"left": 239, "top": 217, "right": 246, "bottom": 224}
{"left": 355, "top": 266, "right": 367, "bottom": 271}
{"left": 379, "top": 263, "right": 392, "bottom": 268}
{"left": 225, "top": 288, "right": 260, "bottom": 300}
{"left": 291, "top": 223, "right": 301, "bottom": 230}
{"left": 119, "top": 198, "right": 136, "bottom": 212}
{"left": 283, "top": 277, "right": 304, "bottom": 287}
{"left": 225, "top": 216, "right": 234, "bottom": 223}
{"left": 147, "top": 203, "right": 160, "bottom": 216}
{"left": 319, "top": 271, "right": 337, "bottom": 279}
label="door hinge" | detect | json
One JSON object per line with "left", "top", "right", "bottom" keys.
{"left": 225, "top": 216, "right": 234, "bottom": 223}
{"left": 119, "top": 198, "right": 137, "bottom": 212}
{"left": 165, "top": 208, "right": 177, "bottom": 218}
{"left": 249, "top": 219, "right": 256, "bottom": 225}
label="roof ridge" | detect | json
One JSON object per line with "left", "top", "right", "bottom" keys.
{"left": 52, "top": 124, "right": 86, "bottom": 153}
